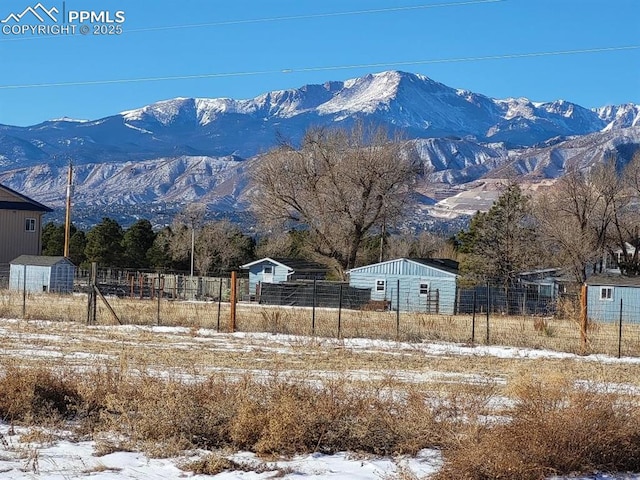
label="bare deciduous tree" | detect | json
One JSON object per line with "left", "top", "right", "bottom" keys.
{"left": 604, "top": 151, "right": 640, "bottom": 275}
{"left": 383, "top": 232, "right": 444, "bottom": 262}
{"left": 197, "top": 219, "right": 254, "bottom": 273}
{"left": 170, "top": 207, "right": 254, "bottom": 274}
{"left": 251, "top": 124, "right": 421, "bottom": 276}
{"left": 534, "top": 167, "right": 606, "bottom": 283}
{"left": 533, "top": 150, "right": 640, "bottom": 281}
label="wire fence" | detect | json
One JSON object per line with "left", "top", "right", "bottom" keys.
{"left": 1, "top": 267, "right": 640, "bottom": 358}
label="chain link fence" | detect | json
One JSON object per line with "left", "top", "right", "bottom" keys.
{"left": 1, "top": 267, "right": 640, "bottom": 358}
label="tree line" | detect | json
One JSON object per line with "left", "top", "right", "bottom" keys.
{"left": 42, "top": 217, "right": 256, "bottom": 274}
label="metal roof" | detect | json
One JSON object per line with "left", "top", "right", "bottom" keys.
{"left": 586, "top": 274, "right": 640, "bottom": 287}
{"left": 241, "top": 257, "right": 328, "bottom": 272}
{"left": 10, "top": 255, "right": 75, "bottom": 267}
{"left": 347, "top": 258, "right": 459, "bottom": 276}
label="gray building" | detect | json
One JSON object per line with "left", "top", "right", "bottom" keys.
{"left": 347, "top": 258, "right": 459, "bottom": 314}
{"left": 10, "top": 255, "right": 76, "bottom": 294}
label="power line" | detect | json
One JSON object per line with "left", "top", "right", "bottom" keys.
{"left": 0, "top": 45, "right": 637, "bottom": 90}
{"left": 127, "top": 0, "right": 505, "bottom": 33}
{"left": 0, "top": 0, "right": 504, "bottom": 42}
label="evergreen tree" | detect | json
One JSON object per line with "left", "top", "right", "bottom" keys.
{"left": 84, "top": 218, "right": 125, "bottom": 267}
{"left": 42, "top": 222, "right": 82, "bottom": 262}
{"left": 42, "top": 222, "right": 65, "bottom": 256}
{"left": 456, "top": 183, "right": 539, "bottom": 287}
{"left": 122, "top": 219, "right": 156, "bottom": 269}
{"left": 147, "top": 227, "right": 176, "bottom": 270}
{"left": 69, "top": 230, "right": 87, "bottom": 267}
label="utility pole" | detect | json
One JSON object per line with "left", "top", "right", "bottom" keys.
{"left": 63, "top": 162, "right": 73, "bottom": 258}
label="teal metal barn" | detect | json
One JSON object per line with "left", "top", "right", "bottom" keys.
{"left": 347, "top": 258, "right": 459, "bottom": 314}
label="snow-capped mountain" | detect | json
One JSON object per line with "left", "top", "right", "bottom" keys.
{"left": 0, "top": 70, "right": 635, "bottom": 169}
{"left": 596, "top": 104, "right": 640, "bottom": 131}
{"left": 0, "top": 70, "right": 638, "bottom": 226}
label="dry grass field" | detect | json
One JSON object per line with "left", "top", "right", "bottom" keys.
{"left": 2, "top": 289, "right": 640, "bottom": 358}
{"left": 2, "top": 298, "right": 640, "bottom": 478}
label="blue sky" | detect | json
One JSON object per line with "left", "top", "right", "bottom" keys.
{"left": 0, "top": 0, "right": 638, "bottom": 126}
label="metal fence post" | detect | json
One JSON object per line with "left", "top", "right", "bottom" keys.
{"left": 157, "top": 276, "right": 161, "bottom": 326}
{"left": 312, "top": 279, "right": 317, "bottom": 335}
{"left": 472, "top": 290, "right": 477, "bottom": 344}
{"left": 229, "top": 271, "right": 237, "bottom": 333}
{"left": 486, "top": 282, "right": 490, "bottom": 344}
{"left": 337, "top": 284, "right": 343, "bottom": 338}
{"left": 618, "top": 297, "right": 623, "bottom": 359}
{"left": 396, "top": 279, "right": 400, "bottom": 339}
{"left": 22, "top": 264, "right": 26, "bottom": 319}
{"left": 216, "top": 278, "right": 222, "bottom": 332}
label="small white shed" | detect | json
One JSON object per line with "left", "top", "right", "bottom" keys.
{"left": 10, "top": 255, "right": 76, "bottom": 294}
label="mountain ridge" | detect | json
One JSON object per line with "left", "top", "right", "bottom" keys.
{"left": 0, "top": 70, "right": 638, "bottom": 228}
{"left": 1, "top": 70, "right": 638, "bottom": 169}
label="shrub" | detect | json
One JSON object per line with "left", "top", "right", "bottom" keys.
{"left": 434, "top": 373, "right": 640, "bottom": 479}
{"left": 0, "top": 364, "right": 81, "bottom": 423}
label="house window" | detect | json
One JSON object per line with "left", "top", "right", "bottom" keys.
{"left": 263, "top": 266, "right": 273, "bottom": 274}
{"left": 25, "top": 218, "right": 36, "bottom": 232}
{"left": 419, "top": 281, "right": 430, "bottom": 297}
{"left": 375, "top": 279, "right": 386, "bottom": 293}
{"left": 600, "top": 287, "right": 614, "bottom": 301}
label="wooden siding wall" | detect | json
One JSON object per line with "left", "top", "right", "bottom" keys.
{"left": 0, "top": 210, "right": 43, "bottom": 264}
{"left": 0, "top": 190, "right": 18, "bottom": 201}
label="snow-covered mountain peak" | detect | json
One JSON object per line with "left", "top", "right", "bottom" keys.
{"left": 495, "top": 97, "right": 537, "bottom": 120}
{"left": 49, "top": 117, "right": 89, "bottom": 123}
{"left": 121, "top": 97, "right": 196, "bottom": 126}
{"left": 596, "top": 103, "right": 640, "bottom": 131}
{"left": 319, "top": 71, "right": 405, "bottom": 115}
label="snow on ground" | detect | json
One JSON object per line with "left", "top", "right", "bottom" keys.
{"left": 2, "top": 319, "right": 640, "bottom": 478}
{"left": 1, "top": 421, "right": 639, "bottom": 480}
{"left": 0, "top": 422, "right": 441, "bottom": 479}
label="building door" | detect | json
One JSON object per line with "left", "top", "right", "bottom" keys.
{"left": 263, "top": 265, "right": 274, "bottom": 283}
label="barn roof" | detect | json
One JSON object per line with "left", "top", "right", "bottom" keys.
{"left": 587, "top": 275, "right": 640, "bottom": 287}
{"left": 409, "top": 258, "right": 460, "bottom": 275}
{"left": 241, "top": 257, "right": 328, "bottom": 272}
{"left": 347, "top": 258, "right": 459, "bottom": 276}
